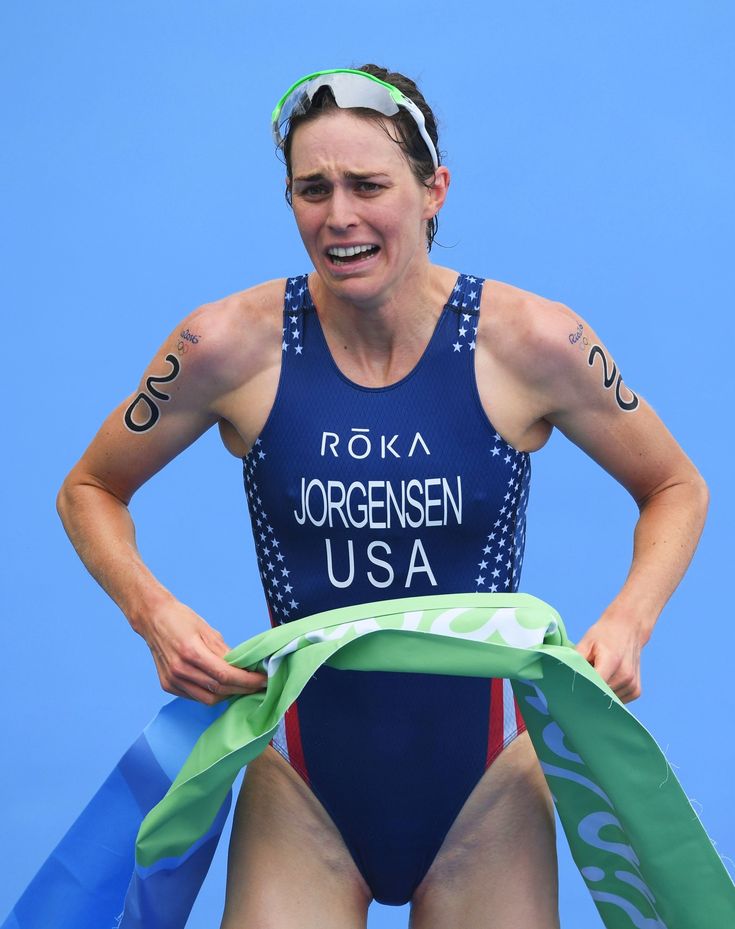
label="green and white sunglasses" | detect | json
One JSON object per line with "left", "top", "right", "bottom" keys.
{"left": 271, "top": 68, "right": 439, "bottom": 169}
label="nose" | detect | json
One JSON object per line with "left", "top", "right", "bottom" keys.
{"left": 326, "top": 186, "right": 359, "bottom": 232}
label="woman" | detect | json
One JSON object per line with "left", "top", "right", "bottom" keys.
{"left": 56, "top": 65, "right": 709, "bottom": 928}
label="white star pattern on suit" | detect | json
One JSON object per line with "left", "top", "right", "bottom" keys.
{"left": 243, "top": 439, "right": 299, "bottom": 623}
{"left": 473, "top": 437, "right": 530, "bottom": 592}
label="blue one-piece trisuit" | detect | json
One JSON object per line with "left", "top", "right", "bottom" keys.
{"left": 246, "top": 270, "right": 530, "bottom": 904}
{"left": 4, "top": 273, "right": 734, "bottom": 929}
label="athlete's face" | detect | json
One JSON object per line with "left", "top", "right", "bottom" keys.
{"left": 288, "top": 110, "right": 449, "bottom": 304}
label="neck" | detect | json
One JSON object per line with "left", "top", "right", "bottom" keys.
{"left": 310, "top": 256, "right": 447, "bottom": 353}
{"left": 307, "top": 259, "right": 458, "bottom": 386}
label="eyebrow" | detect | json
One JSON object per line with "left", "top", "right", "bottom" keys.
{"left": 293, "top": 171, "right": 390, "bottom": 183}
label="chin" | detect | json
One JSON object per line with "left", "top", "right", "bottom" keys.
{"left": 317, "top": 256, "right": 387, "bottom": 295}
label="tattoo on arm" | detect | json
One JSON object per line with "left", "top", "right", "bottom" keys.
{"left": 124, "top": 393, "right": 160, "bottom": 432}
{"left": 569, "top": 323, "right": 639, "bottom": 412}
{"left": 123, "top": 353, "right": 181, "bottom": 433}
{"left": 568, "top": 323, "right": 584, "bottom": 345}
{"left": 145, "top": 354, "right": 181, "bottom": 400}
{"left": 176, "top": 329, "right": 201, "bottom": 355}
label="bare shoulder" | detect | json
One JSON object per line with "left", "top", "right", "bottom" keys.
{"left": 179, "top": 277, "right": 287, "bottom": 393}
{"left": 479, "top": 278, "right": 569, "bottom": 374}
{"left": 189, "top": 278, "right": 290, "bottom": 457}
{"left": 481, "top": 278, "right": 632, "bottom": 404}
{"left": 478, "top": 276, "right": 643, "bottom": 420}
{"left": 60, "top": 278, "right": 289, "bottom": 504}
{"left": 480, "top": 278, "right": 705, "bottom": 502}
{"left": 479, "top": 277, "right": 632, "bottom": 404}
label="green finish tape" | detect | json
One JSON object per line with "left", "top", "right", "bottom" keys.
{"left": 136, "top": 593, "right": 735, "bottom": 927}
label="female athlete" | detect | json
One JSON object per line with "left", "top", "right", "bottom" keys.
{"left": 56, "top": 64, "right": 709, "bottom": 928}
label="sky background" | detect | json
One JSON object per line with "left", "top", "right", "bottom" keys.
{"left": 1, "top": 1, "right": 733, "bottom": 926}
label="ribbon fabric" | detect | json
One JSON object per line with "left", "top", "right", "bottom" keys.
{"left": 3, "top": 593, "right": 734, "bottom": 928}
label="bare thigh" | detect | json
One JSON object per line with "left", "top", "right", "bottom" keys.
{"left": 220, "top": 744, "right": 373, "bottom": 929}
{"left": 409, "top": 730, "right": 560, "bottom": 929}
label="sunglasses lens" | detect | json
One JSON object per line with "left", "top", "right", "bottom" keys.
{"left": 273, "top": 70, "right": 438, "bottom": 168}
{"left": 275, "top": 73, "right": 400, "bottom": 142}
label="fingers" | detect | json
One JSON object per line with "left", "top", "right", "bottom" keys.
{"left": 165, "top": 679, "right": 230, "bottom": 705}
{"left": 189, "top": 637, "right": 268, "bottom": 691}
{"left": 167, "top": 658, "right": 268, "bottom": 704}
{"left": 143, "top": 602, "right": 269, "bottom": 706}
{"left": 163, "top": 672, "right": 268, "bottom": 706}
{"left": 151, "top": 640, "right": 267, "bottom": 706}
{"left": 199, "top": 625, "right": 231, "bottom": 658}
{"left": 611, "top": 676, "right": 642, "bottom": 703}
{"left": 574, "top": 638, "right": 594, "bottom": 662}
{"left": 575, "top": 645, "right": 641, "bottom": 703}
{"left": 596, "top": 659, "right": 642, "bottom": 703}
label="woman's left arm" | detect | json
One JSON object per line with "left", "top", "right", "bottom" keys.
{"left": 528, "top": 301, "right": 709, "bottom": 703}
{"left": 574, "top": 478, "right": 708, "bottom": 702}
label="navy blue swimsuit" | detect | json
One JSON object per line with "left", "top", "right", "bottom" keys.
{"left": 241, "top": 271, "right": 532, "bottom": 905}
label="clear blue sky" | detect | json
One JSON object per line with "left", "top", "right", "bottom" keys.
{"left": 2, "top": 2, "right": 733, "bottom": 926}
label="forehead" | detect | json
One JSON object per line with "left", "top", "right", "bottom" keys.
{"left": 289, "top": 109, "right": 411, "bottom": 177}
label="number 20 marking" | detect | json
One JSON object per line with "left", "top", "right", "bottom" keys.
{"left": 123, "top": 353, "right": 181, "bottom": 433}
{"left": 588, "top": 344, "right": 639, "bottom": 412}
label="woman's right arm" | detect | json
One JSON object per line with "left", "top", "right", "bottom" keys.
{"left": 56, "top": 300, "right": 269, "bottom": 704}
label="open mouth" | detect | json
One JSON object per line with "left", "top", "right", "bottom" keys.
{"left": 326, "top": 244, "right": 381, "bottom": 267}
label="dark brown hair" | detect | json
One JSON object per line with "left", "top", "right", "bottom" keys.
{"left": 279, "top": 64, "right": 442, "bottom": 251}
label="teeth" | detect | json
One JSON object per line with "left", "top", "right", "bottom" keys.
{"left": 328, "top": 244, "right": 376, "bottom": 257}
